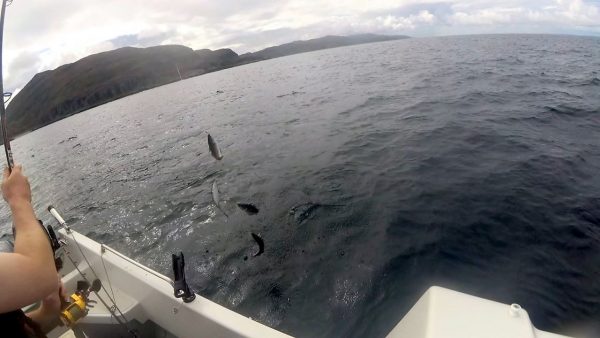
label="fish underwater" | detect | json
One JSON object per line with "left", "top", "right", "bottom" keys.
{"left": 212, "top": 181, "right": 228, "bottom": 218}
{"left": 237, "top": 203, "right": 259, "bottom": 215}
{"left": 289, "top": 202, "right": 344, "bottom": 224}
{"left": 251, "top": 232, "right": 264, "bottom": 257}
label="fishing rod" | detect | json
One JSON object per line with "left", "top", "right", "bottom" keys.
{"left": 0, "top": 0, "right": 14, "bottom": 172}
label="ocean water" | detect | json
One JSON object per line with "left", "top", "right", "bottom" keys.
{"left": 1, "top": 34, "right": 599, "bottom": 337}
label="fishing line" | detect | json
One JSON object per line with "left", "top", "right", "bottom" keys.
{"left": 49, "top": 207, "right": 137, "bottom": 336}
{"left": 61, "top": 246, "right": 133, "bottom": 335}
{"left": 63, "top": 224, "right": 137, "bottom": 337}
{"left": 100, "top": 245, "right": 117, "bottom": 306}
{"left": 64, "top": 224, "right": 133, "bottom": 324}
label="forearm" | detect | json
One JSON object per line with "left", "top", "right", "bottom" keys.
{"left": 11, "top": 200, "right": 56, "bottom": 288}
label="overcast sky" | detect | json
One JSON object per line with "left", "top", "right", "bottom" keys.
{"left": 3, "top": 0, "right": 600, "bottom": 93}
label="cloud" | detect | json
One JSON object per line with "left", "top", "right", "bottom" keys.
{"left": 2, "top": 0, "right": 599, "bottom": 92}
{"left": 449, "top": 0, "right": 600, "bottom": 27}
{"left": 375, "top": 10, "right": 436, "bottom": 30}
{"left": 450, "top": 7, "right": 525, "bottom": 25}
{"left": 6, "top": 50, "right": 41, "bottom": 84}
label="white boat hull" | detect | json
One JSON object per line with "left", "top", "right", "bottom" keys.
{"left": 47, "top": 228, "right": 575, "bottom": 338}
{"left": 49, "top": 229, "right": 292, "bottom": 338}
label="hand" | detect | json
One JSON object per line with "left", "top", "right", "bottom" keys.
{"left": 26, "top": 274, "right": 67, "bottom": 332}
{"left": 1, "top": 164, "right": 32, "bottom": 206}
{"left": 39, "top": 274, "right": 67, "bottom": 315}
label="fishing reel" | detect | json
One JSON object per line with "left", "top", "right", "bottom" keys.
{"left": 43, "top": 221, "right": 65, "bottom": 270}
{"left": 60, "top": 279, "right": 101, "bottom": 328}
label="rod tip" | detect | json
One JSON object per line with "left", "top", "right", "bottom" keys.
{"left": 47, "top": 205, "right": 54, "bottom": 212}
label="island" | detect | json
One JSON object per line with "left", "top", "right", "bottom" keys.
{"left": 5, "top": 34, "right": 408, "bottom": 137}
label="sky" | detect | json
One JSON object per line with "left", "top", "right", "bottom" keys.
{"left": 2, "top": 0, "right": 600, "bottom": 94}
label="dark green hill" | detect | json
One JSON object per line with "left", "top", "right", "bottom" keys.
{"left": 6, "top": 34, "right": 407, "bottom": 137}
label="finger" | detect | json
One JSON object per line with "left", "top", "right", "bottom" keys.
{"left": 60, "top": 286, "right": 68, "bottom": 302}
{"left": 57, "top": 275, "right": 67, "bottom": 298}
{"left": 8, "top": 165, "right": 21, "bottom": 176}
{"left": 2, "top": 167, "right": 8, "bottom": 180}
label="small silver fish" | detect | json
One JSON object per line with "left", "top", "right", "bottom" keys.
{"left": 251, "top": 232, "right": 264, "bottom": 257}
{"left": 212, "top": 181, "right": 228, "bottom": 218}
{"left": 207, "top": 133, "right": 223, "bottom": 160}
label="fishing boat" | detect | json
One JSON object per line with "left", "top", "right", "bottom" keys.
{"left": 40, "top": 206, "right": 573, "bottom": 338}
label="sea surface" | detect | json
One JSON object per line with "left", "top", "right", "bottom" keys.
{"left": 1, "top": 34, "right": 600, "bottom": 337}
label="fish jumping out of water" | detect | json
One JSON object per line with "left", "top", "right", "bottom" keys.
{"left": 207, "top": 133, "right": 223, "bottom": 160}
{"left": 237, "top": 203, "right": 259, "bottom": 215}
{"left": 251, "top": 233, "right": 264, "bottom": 257}
{"left": 212, "top": 181, "right": 228, "bottom": 218}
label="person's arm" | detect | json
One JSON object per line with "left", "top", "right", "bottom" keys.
{"left": 26, "top": 274, "right": 66, "bottom": 333}
{"left": 0, "top": 165, "right": 58, "bottom": 313}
